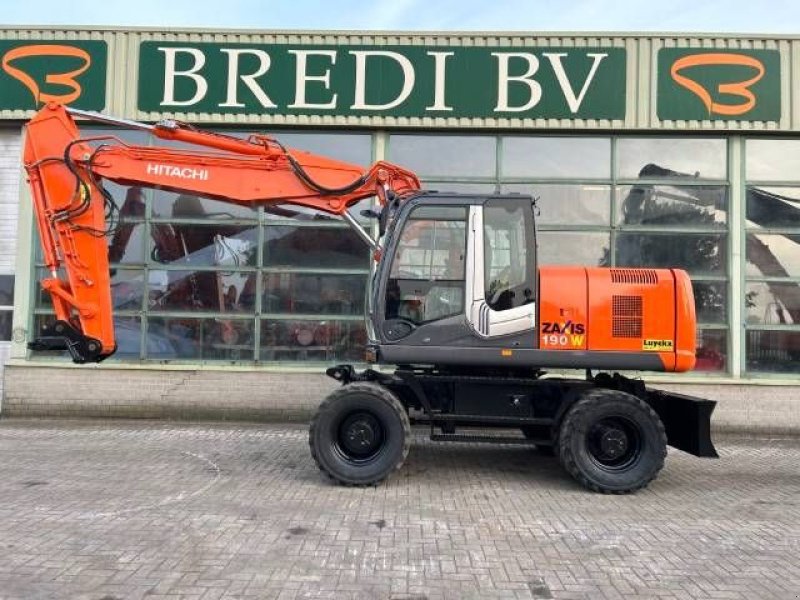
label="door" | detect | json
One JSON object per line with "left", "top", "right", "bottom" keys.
{"left": 467, "top": 198, "right": 537, "bottom": 338}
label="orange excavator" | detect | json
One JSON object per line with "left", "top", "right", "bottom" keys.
{"left": 23, "top": 103, "right": 717, "bottom": 493}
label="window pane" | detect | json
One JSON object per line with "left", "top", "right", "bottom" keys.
{"left": 537, "top": 232, "right": 609, "bottom": 267}
{"left": 389, "top": 135, "right": 496, "bottom": 178}
{"left": 264, "top": 131, "right": 372, "bottom": 166}
{"left": 424, "top": 182, "right": 497, "bottom": 195}
{"left": 150, "top": 224, "right": 258, "bottom": 267}
{"left": 746, "top": 233, "right": 800, "bottom": 278}
{"left": 387, "top": 207, "right": 467, "bottom": 324}
{"left": 746, "top": 330, "right": 800, "bottom": 373}
{"left": 694, "top": 281, "right": 727, "bottom": 324}
{"left": 109, "top": 220, "right": 146, "bottom": 264}
{"left": 114, "top": 316, "right": 142, "bottom": 358}
{"left": 148, "top": 270, "right": 256, "bottom": 313}
{"left": 747, "top": 139, "right": 800, "bottom": 181}
{"left": 745, "top": 281, "right": 800, "bottom": 326}
{"left": 153, "top": 191, "right": 258, "bottom": 220}
{"left": 260, "top": 319, "right": 365, "bottom": 362}
{"left": 617, "top": 138, "right": 726, "bottom": 180}
{"left": 616, "top": 185, "right": 727, "bottom": 227}
{"left": 0, "top": 274, "right": 13, "bottom": 306}
{"left": 615, "top": 233, "right": 726, "bottom": 276}
{"left": 36, "top": 268, "right": 144, "bottom": 311}
{"left": 147, "top": 317, "right": 254, "bottom": 361}
{"left": 502, "top": 137, "right": 610, "bottom": 178}
{"left": 263, "top": 225, "right": 368, "bottom": 269}
{"left": 696, "top": 329, "right": 727, "bottom": 372}
{"left": 484, "top": 201, "right": 535, "bottom": 311}
{"left": 262, "top": 272, "right": 366, "bottom": 316}
{"left": 0, "top": 310, "right": 11, "bottom": 341}
{"left": 502, "top": 184, "right": 609, "bottom": 226}
{"left": 746, "top": 187, "right": 800, "bottom": 228}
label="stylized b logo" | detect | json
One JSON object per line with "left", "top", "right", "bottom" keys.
{"left": 1, "top": 44, "right": 91, "bottom": 105}
{"left": 670, "top": 53, "right": 765, "bottom": 117}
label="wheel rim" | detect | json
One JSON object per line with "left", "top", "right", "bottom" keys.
{"left": 585, "top": 416, "right": 642, "bottom": 472}
{"left": 333, "top": 410, "right": 387, "bottom": 465}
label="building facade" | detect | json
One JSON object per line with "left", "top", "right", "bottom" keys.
{"left": 1, "top": 27, "right": 799, "bottom": 429}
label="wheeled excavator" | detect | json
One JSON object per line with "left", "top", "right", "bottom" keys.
{"left": 22, "top": 103, "right": 717, "bottom": 493}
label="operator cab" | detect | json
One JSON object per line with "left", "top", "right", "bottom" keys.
{"left": 370, "top": 193, "right": 537, "bottom": 358}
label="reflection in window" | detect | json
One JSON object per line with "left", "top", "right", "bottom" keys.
{"left": 264, "top": 225, "right": 368, "bottom": 269}
{"left": 501, "top": 137, "right": 610, "bottom": 179}
{"left": 387, "top": 206, "right": 467, "bottom": 324}
{"left": 746, "top": 330, "right": 800, "bottom": 374}
{"left": 746, "top": 187, "right": 800, "bottom": 228}
{"left": 260, "top": 319, "right": 365, "bottom": 361}
{"left": 151, "top": 224, "right": 258, "bottom": 267}
{"left": 148, "top": 269, "right": 256, "bottom": 313}
{"left": 746, "top": 139, "right": 800, "bottom": 182}
{"left": 615, "top": 233, "right": 726, "bottom": 276}
{"left": 616, "top": 185, "right": 727, "bottom": 227}
{"left": 114, "top": 317, "right": 142, "bottom": 358}
{"left": 153, "top": 190, "right": 258, "bottom": 220}
{"left": 262, "top": 273, "right": 366, "bottom": 316}
{"left": 617, "top": 138, "right": 727, "bottom": 180}
{"left": 746, "top": 234, "right": 800, "bottom": 278}
{"left": 693, "top": 282, "right": 727, "bottom": 325}
{"left": 537, "top": 232, "right": 609, "bottom": 267}
{"left": 695, "top": 330, "right": 726, "bottom": 372}
{"left": 147, "top": 317, "right": 255, "bottom": 361}
{"left": 502, "top": 184, "right": 610, "bottom": 226}
{"left": 745, "top": 281, "right": 800, "bottom": 326}
{"left": 389, "top": 135, "right": 496, "bottom": 178}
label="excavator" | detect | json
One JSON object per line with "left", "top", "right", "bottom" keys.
{"left": 22, "top": 103, "right": 717, "bottom": 494}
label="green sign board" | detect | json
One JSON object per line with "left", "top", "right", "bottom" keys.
{"left": 658, "top": 48, "right": 780, "bottom": 121}
{"left": 0, "top": 40, "right": 107, "bottom": 111}
{"left": 138, "top": 42, "right": 626, "bottom": 120}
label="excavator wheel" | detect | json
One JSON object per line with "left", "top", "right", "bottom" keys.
{"left": 557, "top": 389, "right": 667, "bottom": 494}
{"left": 309, "top": 382, "right": 410, "bottom": 486}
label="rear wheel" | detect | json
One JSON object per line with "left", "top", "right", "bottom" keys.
{"left": 309, "top": 383, "right": 410, "bottom": 486}
{"left": 558, "top": 389, "right": 666, "bottom": 494}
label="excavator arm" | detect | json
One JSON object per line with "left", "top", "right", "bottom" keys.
{"left": 23, "top": 103, "right": 420, "bottom": 362}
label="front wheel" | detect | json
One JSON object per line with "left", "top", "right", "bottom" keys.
{"left": 309, "top": 383, "right": 410, "bottom": 486}
{"left": 558, "top": 389, "right": 666, "bottom": 494}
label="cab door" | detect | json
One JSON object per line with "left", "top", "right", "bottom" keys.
{"left": 467, "top": 198, "right": 537, "bottom": 339}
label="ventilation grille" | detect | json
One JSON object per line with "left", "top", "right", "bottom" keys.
{"left": 612, "top": 295, "right": 643, "bottom": 338}
{"left": 610, "top": 269, "right": 658, "bottom": 285}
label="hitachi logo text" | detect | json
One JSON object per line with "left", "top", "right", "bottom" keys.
{"left": 146, "top": 164, "right": 209, "bottom": 180}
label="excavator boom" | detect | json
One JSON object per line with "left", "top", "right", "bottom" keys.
{"left": 23, "top": 103, "right": 420, "bottom": 362}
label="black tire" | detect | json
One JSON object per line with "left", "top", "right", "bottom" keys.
{"left": 309, "top": 383, "right": 410, "bottom": 486}
{"left": 520, "top": 427, "right": 556, "bottom": 456}
{"left": 558, "top": 389, "right": 666, "bottom": 494}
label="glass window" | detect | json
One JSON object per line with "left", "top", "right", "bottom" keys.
{"left": 389, "top": 135, "right": 496, "bottom": 178}
{"left": 386, "top": 206, "right": 467, "bottom": 324}
{"left": 153, "top": 190, "right": 258, "bottom": 220}
{"left": 484, "top": 200, "right": 535, "bottom": 311}
{"left": 148, "top": 269, "right": 256, "bottom": 313}
{"left": 693, "top": 281, "right": 727, "bottom": 325}
{"left": 502, "top": 184, "right": 610, "bottom": 226}
{"left": 745, "top": 281, "right": 800, "bottom": 326}
{"left": 501, "top": 137, "right": 610, "bottom": 179}
{"left": 263, "top": 225, "right": 369, "bottom": 269}
{"left": 147, "top": 317, "right": 255, "bottom": 361}
{"left": 615, "top": 185, "right": 727, "bottom": 227}
{"left": 617, "top": 138, "right": 727, "bottom": 180}
{"left": 696, "top": 330, "right": 727, "bottom": 372}
{"left": 259, "top": 131, "right": 372, "bottom": 166}
{"left": 150, "top": 224, "right": 258, "bottom": 267}
{"left": 0, "top": 311, "right": 11, "bottom": 341}
{"left": 746, "top": 187, "right": 800, "bottom": 228}
{"left": 615, "top": 233, "right": 726, "bottom": 276}
{"left": 262, "top": 272, "right": 366, "bottom": 316}
{"left": 537, "top": 232, "right": 610, "bottom": 267}
{"left": 260, "top": 319, "right": 365, "bottom": 362}
{"left": 746, "top": 140, "right": 800, "bottom": 182}
{"left": 0, "top": 274, "right": 14, "bottom": 306}
{"left": 746, "top": 233, "right": 800, "bottom": 278}
{"left": 746, "top": 330, "right": 800, "bottom": 374}
{"left": 114, "top": 316, "right": 142, "bottom": 358}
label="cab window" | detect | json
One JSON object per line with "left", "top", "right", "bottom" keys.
{"left": 386, "top": 206, "right": 467, "bottom": 324}
{"left": 484, "top": 200, "right": 536, "bottom": 311}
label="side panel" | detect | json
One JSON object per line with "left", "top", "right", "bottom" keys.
{"left": 538, "top": 267, "right": 589, "bottom": 350}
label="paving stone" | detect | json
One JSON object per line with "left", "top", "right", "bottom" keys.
{"left": 0, "top": 420, "right": 798, "bottom": 599}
